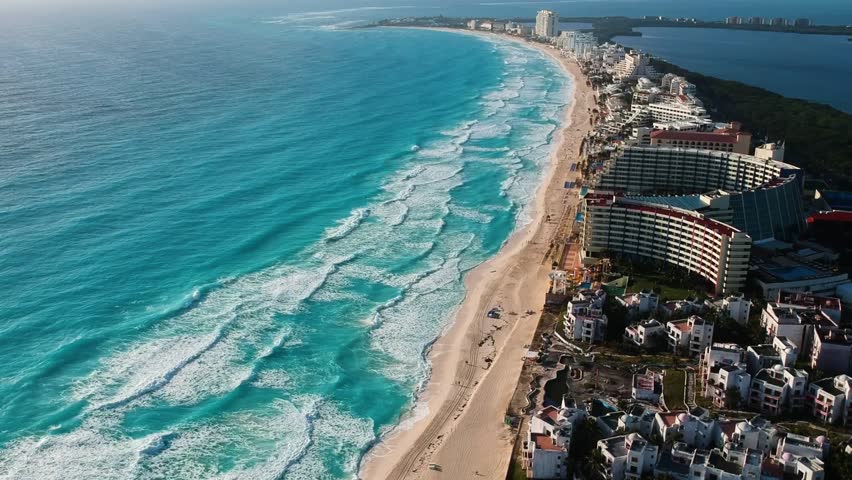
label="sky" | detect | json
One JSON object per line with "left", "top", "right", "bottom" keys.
{"left": 3, "top": 0, "right": 851, "bottom": 24}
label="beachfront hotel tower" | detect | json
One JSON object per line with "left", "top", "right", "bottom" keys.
{"left": 579, "top": 146, "right": 805, "bottom": 295}
{"left": 535, "top": 10, "right": 559, "bottom": 39}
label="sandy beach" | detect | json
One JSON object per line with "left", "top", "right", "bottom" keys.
{"left": 360, "top": 28, "right": 594, "bottom": 480}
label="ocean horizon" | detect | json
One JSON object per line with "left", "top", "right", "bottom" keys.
{"left": 0, "top": 9, "right": 570, "bottom": 479}
{"left": 3, "top": 1, "right": 850, "bottom": 478}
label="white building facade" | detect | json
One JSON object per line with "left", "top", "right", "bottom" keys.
{"left": 535, "top": 10, "right": 558, "bottom": 39}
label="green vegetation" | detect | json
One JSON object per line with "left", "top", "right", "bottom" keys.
{"left": 628, "top": 273, "right": 702, "bottom": 301}
{"left": 827, "top": 449, "right": 852, "bottom": 480}
{"left": 651, "top": 59, "right": 852, "bottom": 189}
{"left": 663, "top": 370, "right": 686, "bottom": 410}
{"left": 506, "top": 456, "right": 527, "bottom": 480}
{"left": 610, "top": 255, "right": 710, "bottom": 300}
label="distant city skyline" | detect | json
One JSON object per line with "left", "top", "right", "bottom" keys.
{"left": 3, "top": 0, "right": 852, "bottom": 25}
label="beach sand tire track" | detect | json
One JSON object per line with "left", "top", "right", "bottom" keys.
{"left": 386, "top": 265, "right": 512, "bottom": 480}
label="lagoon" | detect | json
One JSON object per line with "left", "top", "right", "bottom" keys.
{"left": 615, "top": 27, "right": 852, "bottom": 113}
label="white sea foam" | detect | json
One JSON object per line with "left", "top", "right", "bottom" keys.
{"left": 324, "top": 207, "right": 370, "bottom": 241}
{"left": 469, "top": 121, "right": 512, "bottom": 139}
{"left": 252, "top": 369, "right": 292, "bottom": 389}
{"left": 449, "top": 205, "right": 494, "bottom": 224}
{"left": 9, "top": 28, "right": 573, "bottom": 479}
{"left": 282, "top": 402, "right": 374, "bottom": 479}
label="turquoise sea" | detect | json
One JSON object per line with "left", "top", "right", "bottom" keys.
{"left": 0, "top": 6, "right": 570, "bottom": 479}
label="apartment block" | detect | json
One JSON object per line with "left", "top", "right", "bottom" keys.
{"left": 748, "top": 365, "right": 808, "bottom": 416}
{"left": 624, "top": 319, "right": 666, "bottom": 348}
{"left": 597, "top": 433, "right": 659, "bottom": 480}
{"left": 650, "top": 123, "right": 751, "bottom": 154}
{"left": 809, "top": 327, "right": 852, "bottom": 375}
{"left": 806, "top": 375, "right": 852, "bottom": 425}
{"left": 564, "top": 289, "right": 608, "bottom": 344}
{"left": 617, "top": 289, "right": 659, "bottom": 318}
{"left": 722, "top": 293, "right": 752, "bottom": 325}
{"left": 667, "top": 315, "right": 714, "bottom": 356}
{"left": 523, "top": 406, "right": 574, "bottom": 479}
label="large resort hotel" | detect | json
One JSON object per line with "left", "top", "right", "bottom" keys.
{"left": 580, "top": 146, "right": 805, "bottom": 295}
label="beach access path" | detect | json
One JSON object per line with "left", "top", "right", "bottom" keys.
{"left": 360, "top": 29, "right": 595, "bottom": 480}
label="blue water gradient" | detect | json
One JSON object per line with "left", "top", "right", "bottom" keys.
{"left": 616, "top": 27, "right": 852, "bottom": 113}
{"left": 0, "top": 11, "right": 570, "bottom": 479}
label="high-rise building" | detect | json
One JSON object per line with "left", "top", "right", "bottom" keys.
{"left": 556, "top": 31, "right": 597, "bottom": 59}
{"left": 535, "top": 10, "right": 559, "bottom": 39}
{"left": 770, "top": 17, "right": 788, "bottom": 26}
{"left": 794, "top": 18, "right": 811, "bottom": 27}
{"left": 579, "top": 146, "right": 806, "bottom": 294}
{"left": 725, "top": 16, "right": 742, "bottom": 25}
{"left": 748, "top": 16, "right": 764, "bottom": 25}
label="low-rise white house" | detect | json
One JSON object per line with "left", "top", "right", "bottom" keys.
{"left": 564, "top": 289, "right": 608, "bottom": 344}
{"left": 748, "top": 365, "right": 808, "bottom": 416}
{"left": 746, "top": 344, "right": 782, "bottom": 374}
{"left": 705, "top": 364, "right": 750, "bottom": 409}
{"left": 654, "top": 411, "right": 716, "bottom": 449}
{"left": 724, "top": 417, "right": 778, "bottom": 457}
{"left": 722, "top": 293, "right": 752, "bottom": 325}
{"left": 618, "top": 405, "right": 657, "bottom": 438}
{"left": 623, "top": 319, "right": 665, "bottom": 348}
{"left": 795, "top": 457, "right": 825, "bottom": 480}
{"left": 692, "top": 447, "right": 762, "bottom": 480}
{"left": 772, "top": 336, "right": 799, "bottom": 367}
{"left": 701, "top": 343, "right": 745, "bottom": 376}
{"left": 806, "top": 375, "right": 852, "bottom": 425}
{"left": 661, "top": 297, "right": 708, "bottom": 319}
{"left": 617, "top": 290, "right": 659, "bottom": 318}
{"left": 809, "top": 327, "right": 852, "bottom": 375}
{"left": 632, "top": 372, "right": 663, "bottom": 403}
{"left": 775, "top": 432, "right": 828, "bottom": 461}
{"left": 523, "top": 406, "right": 576, "bottom": 479}
{"left": 667, "top": 316, "right": 714, "bottom": 356}
{"left": 597, "top": 433, "right": 658, "bottom": 480}
{"left": 760, "top": 302, "right": 835, "bottom": 353}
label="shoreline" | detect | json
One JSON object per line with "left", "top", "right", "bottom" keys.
{"left": 360, "top": 28, "right": 593, "bottom": 480}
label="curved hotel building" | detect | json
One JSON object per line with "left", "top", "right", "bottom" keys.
{"left": 581, "top": 147, "right": 805, "bottom": 294}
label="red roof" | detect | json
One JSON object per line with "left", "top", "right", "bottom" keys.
{"left": 531, "top": 433, "right": 563, "bottom": 451}
{"left": 658, "top": 412, "right": 680, "bottom": 427}
{"left": 617, "top": 202, "right": 739, "bottom": 237}
{"left": 538, "top": 406, "right": 559, "bottom": 425}
{"left": 717, "top": 420, "right": 740, "bottom": 439}
{"left": 650, "top": 130, "right": 739, "bottom": 143}
{"left": 670, "top": 320, "right": 691, "bottom": 332}
{"left": 762, "top": 459, "right": 785, "bottom": 478}
{"left": 808, "top": 211, "right": 852, "bottom": 223}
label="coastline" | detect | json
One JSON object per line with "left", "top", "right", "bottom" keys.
{"left": 360, "top": 28, "right": 594, "bottom": 480}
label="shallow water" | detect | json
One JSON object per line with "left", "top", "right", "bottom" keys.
{"left": 0, "top": 9, "right": 571, "bottom": 479}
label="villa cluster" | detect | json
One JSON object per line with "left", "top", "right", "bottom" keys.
{"left": 616, "top": 288, "right": 852, "bottom": 418}
{"left": 524, "top": 397, "right": 830, "bottom": 480}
